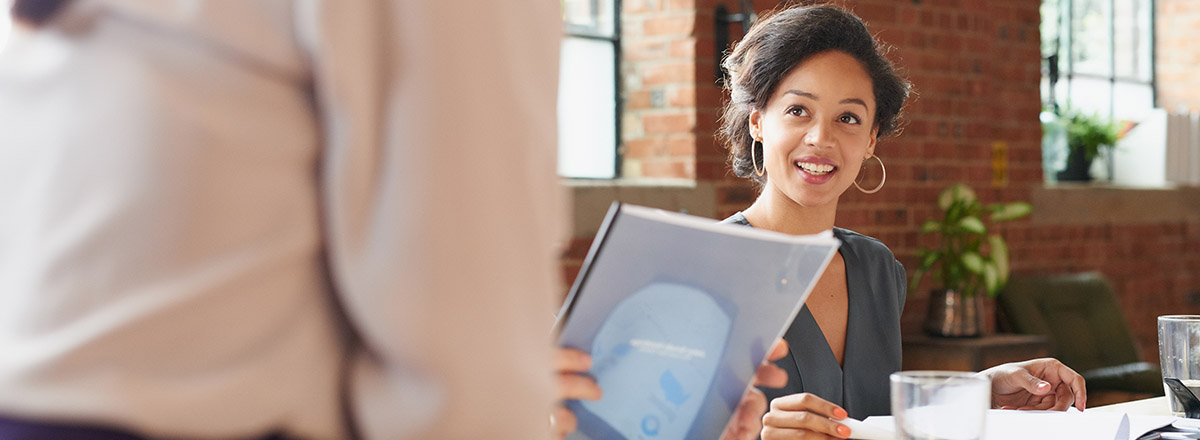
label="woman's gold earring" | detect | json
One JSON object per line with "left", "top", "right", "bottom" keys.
{"left": 751, "top": 139, "right": 766, "bottom": 177}
{"left": 854, "top": 154, "right": 886, "bottom": 194}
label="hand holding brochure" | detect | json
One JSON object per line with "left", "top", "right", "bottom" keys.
{"left": 554, "top": 203, "right": 840, "bottom": 440}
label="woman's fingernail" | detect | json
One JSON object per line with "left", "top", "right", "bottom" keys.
{"left": 833, "top": 407, "right": 848, "bottom": 419}
{"left": 837, "top": 424, "right": 851, "bottom": 437}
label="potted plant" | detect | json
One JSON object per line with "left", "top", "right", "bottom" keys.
{"left": 911, "top": 183, "right": 1032, "bottom": 337}
{"left": 1056, "top": 111, "right": 1119, "bottom": 182}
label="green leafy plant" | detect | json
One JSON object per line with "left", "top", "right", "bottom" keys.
{"left": 911, "top": 184, "right": 1032, "bottom": 298}
{"left": 1064, "top": 111, "right": 1119, "bottom": 162}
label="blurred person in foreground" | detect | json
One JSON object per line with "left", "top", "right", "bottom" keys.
{"left": 0, "top": 1, "right": 564, "bottom": 439}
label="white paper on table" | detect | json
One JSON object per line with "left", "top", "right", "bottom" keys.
{"left": 863, "top": 408, "right": 1178, "bottom": 440}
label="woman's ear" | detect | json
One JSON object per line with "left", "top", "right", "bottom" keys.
{"left": 748, "top": 109, "right": 763, "bottom": 140}
{"left": 866, "top": 126, "right": 879, "bottom": 158}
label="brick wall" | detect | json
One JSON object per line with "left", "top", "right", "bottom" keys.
{"left": 564, "top": 0, "right": 1200, "bottom": 366}
{"left": 621, "top": 0, "right": 702, "bottom": 178}
{"left": 620, "top": 0, "right": 780, "bottom": 179}
{"left": 1157, "top": 0, "right": 1200, "bottom": 112}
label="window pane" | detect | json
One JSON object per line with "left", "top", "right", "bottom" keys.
{"left": 558, "top": 37, "right": 617, "bottom": 179}
{"left": 563, "top": 0, "right": 615, "bottom": 36}
{"left": 1065, "top": 76, "right": 1113, "bottom": 116}
{"left": 1053, "top": 75, "right": 1070, "bottom": 109}
{"left": 1070, "top": 0, "right": 1111, "bottom": 76}
{"left": 1113, "top": 0, "right": 1152, "bottom": 81}
{"left": 1041, "top": 75, "right": 1052, "bottom": 109}
{"left": 1136, "top": 0, "right": 1153, "bottom": 82}
{"left": 1113, "top": 81, "right": 1154, "bottom": 121}
{"left": 1041, "top": 0, "right": 1063, "bottom": 57}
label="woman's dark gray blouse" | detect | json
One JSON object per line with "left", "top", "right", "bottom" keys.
{"left": 723, "top": 212, "right": 906, "bottom": 418}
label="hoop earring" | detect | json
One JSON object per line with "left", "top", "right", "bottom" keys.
{"left": 854, "top": 154, "right": 886, "bottom": 194}
{"left": 751, "top": 139, "right": 766, "bottom": 177}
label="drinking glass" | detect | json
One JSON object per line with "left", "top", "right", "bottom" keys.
{"left": 890, "top": 371, "right": 990, "bottom": 440}
{"left": 1159, "top": 315, "right": 1200, "bottom": 416}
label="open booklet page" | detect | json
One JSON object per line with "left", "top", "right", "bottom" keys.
{"left": 555, "top": 203, "right": 840, "bottom": 440}
{"left": 861, "top": 408, "right": 1177, "bottom": 440}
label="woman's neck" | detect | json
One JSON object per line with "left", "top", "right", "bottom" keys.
{"left": 741, "top": 185, "right": 837, "bottom": 236}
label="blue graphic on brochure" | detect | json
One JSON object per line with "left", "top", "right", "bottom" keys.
{"left": 579, "top": 282, "right": 732, "bottom": 439}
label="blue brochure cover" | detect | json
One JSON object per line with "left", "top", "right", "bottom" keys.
{"left": 555, "top": 203, "right": 840, "bottom": 440}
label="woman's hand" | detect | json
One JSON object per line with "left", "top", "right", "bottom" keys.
{"left": 721, "top": 339, "right": 790, "bottom": 440}
{"left": 553, "top": 340, "right": 793, "bottom": 440}
{"left": 761, "top": 392, "right": 852, "bottom": 440}
{"left": 982, "top": 357, "right": 1087, "bottom": 411}
{"left": 552, "top": 348, "right": 602, "bottom": 439}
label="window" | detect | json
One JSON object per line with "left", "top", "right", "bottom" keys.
{"left": 1041, "top": 0, "right": 1155, "bottom": 122}
{"left": 558, "top": 0, "right": 620, "bottom": 179}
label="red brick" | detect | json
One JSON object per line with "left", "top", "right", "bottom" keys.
{"left": 666, "top": 0, "right": 697, "bottom": 11}
{"left": 622, "top": 138, "right": 664, "bottom": 158}
{"left": 669, "top": 86, "right": 696, "bottom": 107}
{"left": 641, "top": 158, "right": 693, "bottom": 178}
{"left": 669, "top": 38, "right": 698, "bottom": 59}
{"left": 642, "top": 62, "right": 697, "bottom": 85}
{"left": 625, "top": 40, "right": 670, "bottom": 62}
{"left": 698, "top": 160, "right": 733, "bottom": 181}
{"left": 856, "top": 4, "right": 898, "bottom": 23}
{"left": 667, "top": 135, "right": 699, "bottom": 156}
{"left": 900, "top": 6, "right": 919, "bottom": 26}
{"left": 625, "top": 90, "right": 654, "bottom": 110}
{"left": 623, "top": 0, "right": 663, "bottom": 14}
{"left": 642, "top": 112, "right": 695, "bottom": 134}
{"left": 643, "top": 15, "right": 695, "bottom": 36}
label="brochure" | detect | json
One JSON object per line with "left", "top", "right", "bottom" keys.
{"left": 554, "top": 203, "right": 840, "bottom": 440}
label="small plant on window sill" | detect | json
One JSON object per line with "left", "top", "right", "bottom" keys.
{"left": 1056, "top": 110, "right": 1120, "bottom": 182}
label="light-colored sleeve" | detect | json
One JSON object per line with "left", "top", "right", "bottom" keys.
{"left": 296, "top": 1, "right": 565, "bottom": 438}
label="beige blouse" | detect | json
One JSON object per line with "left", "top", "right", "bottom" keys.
{"left": 0, "top": 1, "right": 564, "bottom": 438}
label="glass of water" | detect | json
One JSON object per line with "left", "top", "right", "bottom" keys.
{"left": 890, "top": 371, "right": 990, "bottom": 440}
{"left": 1159, "top": 315, "right": 1200, "bottom": 417}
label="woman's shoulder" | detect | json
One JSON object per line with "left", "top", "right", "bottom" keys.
{"left": 833, "top": 227, "right": 898, "bottom": 261}
{"left": 836, "top": 227, "right": 907, "bottom": 303}
{"left": 721, "top": 212, "right": 750, "bottom": 226}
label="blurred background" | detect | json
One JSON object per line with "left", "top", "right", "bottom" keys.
{"left": 555, "top": 0, "right": 1200, "bottom": 405}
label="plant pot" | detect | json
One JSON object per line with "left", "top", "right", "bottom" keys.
{"left": 923, "top": 289, "right": 985, "bottom": 337}
{"left": 1055, "top": 146, "right": 1093, "bottom": 182}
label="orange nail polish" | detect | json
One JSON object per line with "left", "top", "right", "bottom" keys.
{"left": 833, "top": 407, "right": 848, "bottom": 419}
{"left": 837, "top": 424, "right": 851, "bottom": 437}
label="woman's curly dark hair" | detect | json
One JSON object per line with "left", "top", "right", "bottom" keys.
{"left": 718, "top": 4, "right": 912, "bottom": 184}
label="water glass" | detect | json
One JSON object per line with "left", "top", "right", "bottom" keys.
{"left": 1159, "top": 315, "right": 1200, "bottom": 416}
{"left": 890, "top": 371, "right": 990, "bottom": 440}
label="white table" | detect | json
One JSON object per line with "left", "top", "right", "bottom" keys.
{"left": 1093, "top": 396, "right": 1171, "bottom": 417}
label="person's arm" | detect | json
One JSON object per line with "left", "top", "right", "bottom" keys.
{"left": 981, "top": 358, "right": 1088, "bottom": 411}
{"left": 298, "top": 1, "right": 565, "bottom": 438}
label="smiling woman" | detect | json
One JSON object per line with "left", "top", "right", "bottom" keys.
{"left": 717, "top": 6, "right": 917, "bottom": 430}
{"left": 712, "top": 4, "right": 1089, "bottom": 440}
